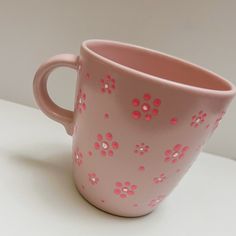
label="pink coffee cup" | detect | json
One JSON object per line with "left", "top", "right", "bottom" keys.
{"left": 33, "top": 39, "right": 235, "bottom": 217}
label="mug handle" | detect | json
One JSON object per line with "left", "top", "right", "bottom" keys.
{"left": 33, "top": 54, "right": 80, "bottom": 136}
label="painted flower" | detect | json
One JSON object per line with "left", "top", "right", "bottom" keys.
{"left": 134, "top": 142, "right": 150, "bottom": 155}
{"left": 104, "top": 113, "right": 109, "bottom": 119}
{"left": 191, "top": 110, "right": 207, "bottom": 127}
{"left": 114, "top": 181, "right": 137, "bottom": 198}
{"left": 76, "top": 89, "right": 86, "bottom": 112}
{"left": 73, "top": 149, "right": 83, "bottom": 166}
{"left": 100, "top": 75, "right": 116, "bottom": 94}
{"left": 88, "top": 173, "right": 99, "bottom": 185}
{"left": 170, "top": 117, "right": 178, "bottom": 125}
{"left": 88, "top": 150, "right": 93, "bottom": 157}
{"left": 212, "top": 111, "right": 225, "bottom": 131}
{"left": 164, "top": 144, "right": 189, "bottom": 163}
{"left": 131, "top": 93, "right": 161, "bottom": 121}
{"left": 94, "top": 132, "right": 119, "bottom": 157}
{"left": 148, "top": 195, "right": 165, "bottom": 207}
{"left": 153, "top": 173, "right": 166, "bottom": 184}
{"left": 138, "top": 165, "right": 145, "bottom": 171}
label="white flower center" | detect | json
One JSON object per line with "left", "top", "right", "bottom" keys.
{"left": 104, "top": 83, "right": 109, "bottom": 89}
{"left": 155, "top": 199, "right": 160, "bottom": 204}
{"left": 172, "top": 152, "right": 179, "bottom": 158}
{"left": 122, "top": 187, "right": 129, "bottom": 192}
{"left": 195, "top": 117, "right": 201, "bottom": 123}
{"left": 91, "top": 177, "right": 96, "bottom": 182}
{"left": 139, "top": 147, "right": 144, "bottom": 151}
{"left": 141, "top": 103, "right": 150, "bottom": 112}
{"left": 102, "top": 141, "right": 109, "bottom": 150}
{"left": 78, "top": 97, "right": 82, "bottom": 104}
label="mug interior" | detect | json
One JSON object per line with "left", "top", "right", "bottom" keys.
{"left": 85, "top": 40, "right": 234, "bottom": 92}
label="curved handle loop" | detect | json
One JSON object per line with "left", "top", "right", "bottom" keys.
{"left": 33, "top": 54, "right": 79, "bottom": 135}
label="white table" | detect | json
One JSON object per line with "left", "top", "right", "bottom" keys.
{"left": 0, "top": 99, "right": 235, "bottom": 236}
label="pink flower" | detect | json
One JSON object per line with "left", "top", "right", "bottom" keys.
{"left": 134, "top": 142, "right": 150, "bottom": 155}
{"left": 170, "top": 117, "right": 178, "bottom": 125}
{"left": 148, "top": 195, "right": 165, "bottom": 207}
{"left": 104, "top": 113, "right": 109, "bottom": 119}
{"left": 100, "top": 75, "right": 116, "bottom": 94}
{"left": 94, "top": 132, "right": 119, "bottom": 157}
{"left": 73, "top": 149, "right": 83, "bottom": 166}
{"left": 138, "top": 165, "right": 145, "bottom": 171}
{"left": 191, "top": 110, "right": 207, "bottom": 127}
{"left": 76, "top": 89, "right": 86, "bottom": 112}
{"left": 164, "top": 144, "right": 189, "bottom": 163}
{"left": 212, "top": 111, "right": 225, "bottom": 131}
{"left": 114, "top": 181, "right": 137, "bottom": 198}
{"left": 153, "top": 173, "right": 166, "bottom": 184}
{"left": 131, "top": 93, "right": 161, "bottom": 121}
{"left": 88, "top": 173, "right": 99, "bottom": 185}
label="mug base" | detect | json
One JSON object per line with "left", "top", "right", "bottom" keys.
{"left": 73, "top": 180, "right": 155, "bottom": 218}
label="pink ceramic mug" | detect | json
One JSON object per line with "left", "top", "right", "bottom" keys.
{"left": 33, "top": 39, "right": 235, "bottom": 217}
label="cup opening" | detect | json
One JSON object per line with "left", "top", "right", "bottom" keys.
{"left": 84, "top": 40, "right": 234, "bottom": 93}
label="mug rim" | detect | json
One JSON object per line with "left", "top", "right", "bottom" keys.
{"left": 82, "top": 39, "right": 236, "bottom": 97}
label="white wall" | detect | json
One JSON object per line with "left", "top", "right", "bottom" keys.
{"left": 0, "top": 0, "right": 235, "bottom": 159}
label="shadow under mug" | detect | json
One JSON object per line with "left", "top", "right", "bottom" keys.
{"left": 33, "top": 39, "right": 235, "bottom": 217}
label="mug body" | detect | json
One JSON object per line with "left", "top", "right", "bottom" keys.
{"left": 71, "top": 40, "right": 235, "bottom": 217}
